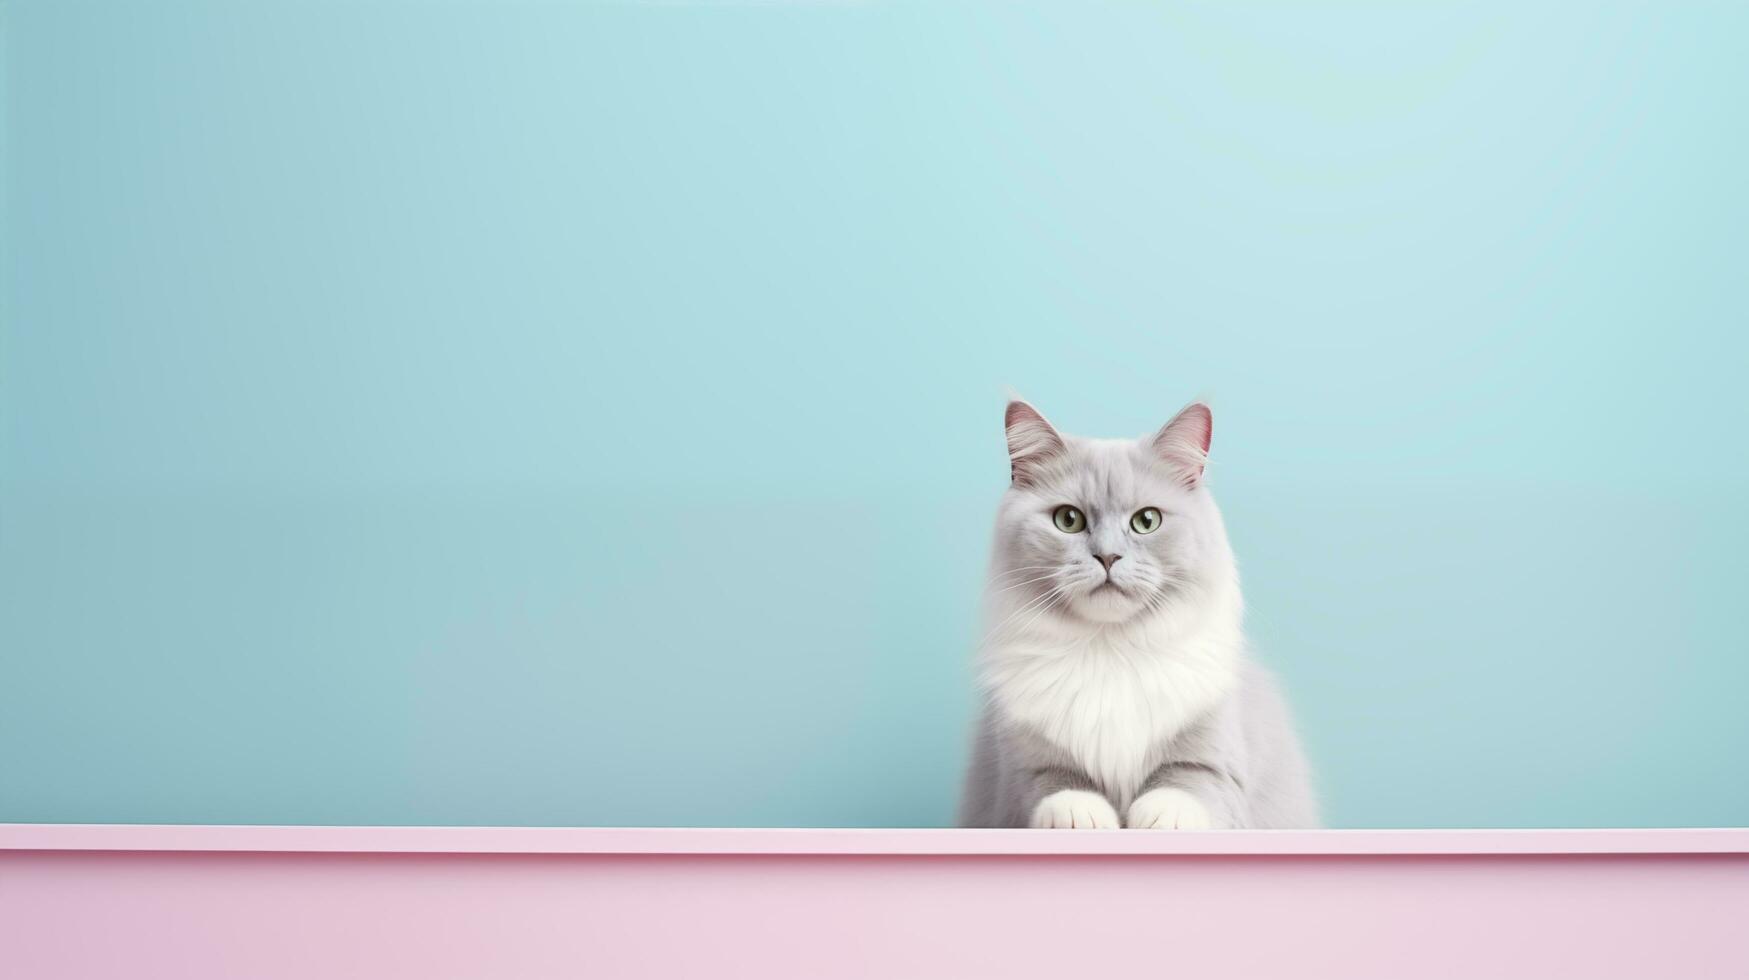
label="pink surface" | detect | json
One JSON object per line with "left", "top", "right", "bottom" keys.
{"left": 4, "top": 826, "right": 1748, "bottom": 979}
{"left": 4, "top": 823, "right": 1747, "bottom": 854}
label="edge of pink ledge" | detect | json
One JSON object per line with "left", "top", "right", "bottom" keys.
{"left": 2, "top": 824, "right": 1746, "bottom": 855}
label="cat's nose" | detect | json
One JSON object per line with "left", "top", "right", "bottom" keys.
{"left": 1095, "top": 554, "right": 1122, "bottom": 572}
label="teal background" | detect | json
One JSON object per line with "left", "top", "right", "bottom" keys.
{"left": 3, "top": 2, "right": 1746, "bottom": 829}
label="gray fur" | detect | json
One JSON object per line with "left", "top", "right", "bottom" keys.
{"left": 958, "top": 660, "right": 1318, "bottom": 828}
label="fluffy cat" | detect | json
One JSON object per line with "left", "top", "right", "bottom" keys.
{"left": 957, "top": 400, "right": 1317, "bottom": 829}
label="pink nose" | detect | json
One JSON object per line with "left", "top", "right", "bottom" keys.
{"left": 1095, "top": 554, "right": 1122, "bottom": 572}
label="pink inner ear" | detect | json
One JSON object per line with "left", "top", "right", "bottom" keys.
{"left": 1005, "top": 401, "right": 1065, "bottom": 486}
{"left": 1185, "top": 404, "right": 1211, "bottom": 453}
{"left": 1153, "top": 403, "right": 1212, "bottom": 487}
{"left": 1161, "top": 403, "right": 1211, "bottom": 451}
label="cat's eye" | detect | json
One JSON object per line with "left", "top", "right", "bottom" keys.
{"left": 1130, "top": 507, "right": 1163, "bottom": 534}
{"left": 1052, "top": 505, "right": 1086, "bottom": 533}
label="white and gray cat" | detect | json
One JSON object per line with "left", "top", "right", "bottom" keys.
{"left": 958, "top": 401, "right": 1317, "bottom": 829}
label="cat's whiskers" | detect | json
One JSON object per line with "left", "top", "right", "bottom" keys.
{"left": 982, "top": 587, "right": 1064, "bottom": 641}
{"left": 989, "top": 573, "right": 1060, "bottom": 595}
{"left": 988, "top": 565, "right": 1058, "bottom": 584}
{"left": 980, "top": 584, "right": 1071, "bottom": 647}
{"left": 1003, "top": 585, "right": 1075, "bottom": 642}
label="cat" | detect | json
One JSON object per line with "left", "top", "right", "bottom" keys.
{"left": 957, "top": 400, "right": 1317, "bottom": 829}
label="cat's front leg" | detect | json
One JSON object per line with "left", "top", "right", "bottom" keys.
{"left": 1125, "top": 761, "right": 1239, "bottom": 829}
{"left": 1025, "top": 766, "right": 1119, "bottom": 829}
{"left": 1126, "top": 787, "right": 1212, "bottom": 829}
{"left": 1031, "top": 789, "right": 1120, "bottom": 829}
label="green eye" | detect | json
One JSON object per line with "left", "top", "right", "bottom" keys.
{"left": 1130, "top": 507, "right": 1163, "bottom": 534}
{"left": 1052, "top": 505, "right": 1086, "bottom": 533}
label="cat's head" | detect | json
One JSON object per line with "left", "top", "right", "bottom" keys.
{"left": 990, "top": 400, "right": 1237, "bottom": 629}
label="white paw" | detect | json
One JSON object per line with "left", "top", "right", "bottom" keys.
{"left": 1126, "top": 787, "right": 1212, "bottom": 830}
{"left": 1030, "top": 790, "right": 1120, "bottom": 829}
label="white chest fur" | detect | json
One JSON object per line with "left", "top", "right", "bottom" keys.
{"left": 981, "top": 626, "right": 1239, "bottom": 807}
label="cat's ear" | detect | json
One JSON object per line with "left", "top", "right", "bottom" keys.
{"left": 1005, "top": 400, "right": 1065, "bottom": 486}
{"left": 1150, "top": 402, "right": 1212, "bottom": 489}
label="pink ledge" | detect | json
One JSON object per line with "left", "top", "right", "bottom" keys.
{"left": 2, "top": 823, "right": 1746, "bottom": 855}
{"left": 6, "top": 823, "right": 1747, "bottom": 979}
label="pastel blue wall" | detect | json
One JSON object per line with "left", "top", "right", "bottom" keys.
{"left": 3, "top": 2, "right": 1745, "bottom": 829}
